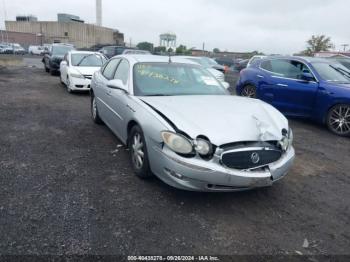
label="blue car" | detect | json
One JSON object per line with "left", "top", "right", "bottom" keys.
{"left": 236, "top": 56, "right": 350, "bottom": 136}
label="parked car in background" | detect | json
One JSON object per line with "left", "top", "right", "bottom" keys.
{"left": 12, "top": 43, "right": 26, "bottom": 55}
{"left": 42, "top": 44, "right": 75, "bottom": 75}
{"left": 28, "top": 45, "right": 45, "bottom": 55}
{"left": 215, "top": 57, "right": 235, "bottom": 68}
{"left": 247, "top": 55, "right": 267, "bottom": 67}
{"left": 0, "top": 44, "right": 11, "bottom": 54}
{"left": 90, "top": 55, "right": 295, "bottom": 191}
{"left": 60, "top": 51, "right": 107, "bottom": 93}
{"left": 177, "top": 56, "right": 229, "bottom": 88}
{"left": 233, "top": 59, "right": 249, "bottom": 72}
{"left": 122, "top": 49, "right": 151, "bottom": 55}
{"left": 237, "top": 56, "right": 350, "bottom": 136}
{"left": 98, "top": 46, "right": 128, "bottom": 58}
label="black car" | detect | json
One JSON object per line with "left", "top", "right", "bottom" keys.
{"left": 98, "top": 45, "right": 128, "bottom": 58}
{"left": 42, "top": 44, "right": 75, "bottom": 75}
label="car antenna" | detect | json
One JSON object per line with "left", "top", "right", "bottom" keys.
{"left": 168, "top": 52, "right": 172, "bottom": 63}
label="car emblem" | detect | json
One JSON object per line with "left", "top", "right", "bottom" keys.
{"left": 251, "top": 152, "right": 260, "bottom": 164}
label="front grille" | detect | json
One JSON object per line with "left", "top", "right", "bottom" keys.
{"left": 220, "top": 143, "right": 282, "bottom": 170}
{"left": 84, "top": 75, "right": 92, "bottom": 79}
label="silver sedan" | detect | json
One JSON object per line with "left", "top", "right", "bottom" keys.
{"left": 90, "top": 55, "right": 295, "bottom": 192}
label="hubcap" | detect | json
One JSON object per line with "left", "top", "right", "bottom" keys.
{"left": 92, "top": 98, "right": 97, "bottom": 119}
{"left": 131, "top": 133, "right": 144, "bottom": 169}
{"left": 329, "top": 106, "right": 350, "bottom": 134}
{"left": 242, "top": 86, "right": 256, "bottom": 98}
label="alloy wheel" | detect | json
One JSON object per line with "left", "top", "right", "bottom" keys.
{"left": 131, "top": 133, "right": 145, "bottom": 170}
{"left": 328, "top": 105, "right": 350, "bottom": 136}
{"left": 242, "top": 85, "right": 257, "bottom": 98}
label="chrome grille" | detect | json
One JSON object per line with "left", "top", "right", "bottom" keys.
{"left": 220, "top": 144, "right": 282, "bottom": 170}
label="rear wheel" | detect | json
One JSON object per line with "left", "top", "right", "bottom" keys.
{"left": 327, "top": 104, "right": 350, "bottom": 137}
{"left": 241, "top": 84, "right": 257, "bottom": 98}
{"left": 128, "top": 125, "right": 152, "bottom": 178}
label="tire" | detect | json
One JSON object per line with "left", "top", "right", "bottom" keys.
{"left": 128, "top": 125, "right": 152, "bottom": 179}
{"left": 91, "top": 93, "right": 103, "bottom": 125}
{"left": 326, "top": 104, "right": 350, "bottom": 137}
{"left": 241, "top": 84, "right": 257, "bottom": 98}
{"left": 66, "top": 77, "right": 73, "bottom": 93}
{"left": 50, "top": 68, "right": 56, "bottom": 76}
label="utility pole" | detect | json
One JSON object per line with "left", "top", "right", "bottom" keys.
{"left": 341, "top": 44, "right": 349, "bottom": 52}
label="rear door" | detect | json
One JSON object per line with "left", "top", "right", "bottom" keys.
{"left": 260, "top": 59, "right": 319, "bottom": 116}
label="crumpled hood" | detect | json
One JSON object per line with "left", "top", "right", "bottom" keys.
{"left": 141, "top": 95, "right": 288, "bottom": 146}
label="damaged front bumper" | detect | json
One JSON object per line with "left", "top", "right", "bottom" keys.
{"left": 149, "top": 144, "right": 295, "bottom": 192}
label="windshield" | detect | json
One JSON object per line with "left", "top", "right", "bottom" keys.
{"left": 188, "top": 57, "right": 217, "bottom": 68}
{"left": 52, "top": 46, "right": 74, "bottom": 56}
{"left": 312, "top": 62, "right": 350, "bottom": 83}
{"left": 133, "top": 63, "right": 227, "bottom": 96}
{"left": 71, "top": 53, "right": 106, "bottom": 67}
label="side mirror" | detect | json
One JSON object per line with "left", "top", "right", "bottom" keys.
{"left": 301, "top": 71, "right": 314, "bottom": 82}
{"left": 107, "top": 79, "right": 128, "bottom": 93}
{"left": 222, "top": 81, "right": 230, "bottom": 89}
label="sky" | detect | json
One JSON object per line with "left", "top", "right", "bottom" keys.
{"left": 1, "top": 0, "right": 350, "bottom": 54}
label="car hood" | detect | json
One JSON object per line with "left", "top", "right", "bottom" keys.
{"left": 72, "top": 66, "right": 101, "bottom": 75}
{"left": 140, "top": 95, "right": 288, "bottom": 145}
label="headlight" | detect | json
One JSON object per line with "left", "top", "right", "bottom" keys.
{"left": 280, "top": 128, "right": 293, "bottom": 151}
{"left": 70, "top": 71, "right": 84, "bottom": 79}
{"left": 161, "top": 131, "right": 193, "bottom": 154}
{"left": 194, "top": 138, "right": 212, "bottom": 156}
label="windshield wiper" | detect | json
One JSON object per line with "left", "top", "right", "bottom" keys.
{"left": 76, "top": 54, "right": 94, "bottom": 66}
{"left": 329, "top": 65, "right": 350, "bottom": 78}
{"left": 144, "top": 94, "right": 173, "bottom": 97}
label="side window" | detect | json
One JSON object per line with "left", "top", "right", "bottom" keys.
{"left": 102, "top": 59, "right": 120, "bottom": 80}
{"left": 264, "top": 59, "right": 315, "bottom": 80}
{"left": 114, "top": 59, "right": 129, "bottom": 85}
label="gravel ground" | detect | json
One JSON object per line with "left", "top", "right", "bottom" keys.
{"left": 0, "top": 65, "right": 349, "bottom": 259}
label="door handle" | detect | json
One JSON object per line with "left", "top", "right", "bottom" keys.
{"left": 106, "top": 90, "right": 112, "bottom": 96}
{"left": 257, "top": 75, "right": 264, "bottom": 78}
{"left": 276, "top": 83, "right": 288, "bottom": 87}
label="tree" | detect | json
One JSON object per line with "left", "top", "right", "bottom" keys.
{"left": 176, "top": 45, "right": 191, "bottom": 55}
{"left": 303, "top": 35, "right": 334, "bottom": 56}
{"left": 168, "top": 47, "right": 174, "bottom": 53}
{"left": 213, "top": 48, "right": 220, "bottom": 53}
{"left": 154, "top": 46, "right": 166, "bottom": 53}
{"left": 136, "top": 42, "right": 154, "bottom": 52}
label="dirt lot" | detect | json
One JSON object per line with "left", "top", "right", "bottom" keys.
{"left": 0, "top": 63, "right": 349, "bottom": 259}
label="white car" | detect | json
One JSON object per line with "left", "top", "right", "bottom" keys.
{"left": 60, "top": 51, "right": 107, "bottom": 93}
{"left": 28, "top": 45, "right": 45, "bottom": 55}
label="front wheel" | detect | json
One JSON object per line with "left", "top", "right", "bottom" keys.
{"left": 241, "top": 85, "right": 257, "bottom": 98}
{"left": 91, "top": 94, "right": 103, "bottom": 125}
{"left": 327, "top": 104, "right": 350, "bottom": 137}
{"left": 129, "top": 125, "right": 152, "bottom": 178}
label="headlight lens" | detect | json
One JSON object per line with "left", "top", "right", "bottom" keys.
{"left": 280, "top": 128, "right": 293, "bottom": 151}
{"left": 195, "top": 139, "right": 212, "bottom": 156}
{"left": 161, "top": 131, "right": 193, "bottom": 154}
{"left": 70, "top": 72, "right": 84, "bottom": 79}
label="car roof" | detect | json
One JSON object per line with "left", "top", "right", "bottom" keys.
{"left": 259, "top": 56, "right": 331, "bottom": 64}
{"left": 68, "top": 51, "right": 101, "bottom": 55}
{"left": 117, "top": 55, "right": 199, "bottom": 65}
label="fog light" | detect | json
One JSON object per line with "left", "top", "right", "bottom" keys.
{"left": 164, "top": 168, "right": 183, "bottom": 179}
